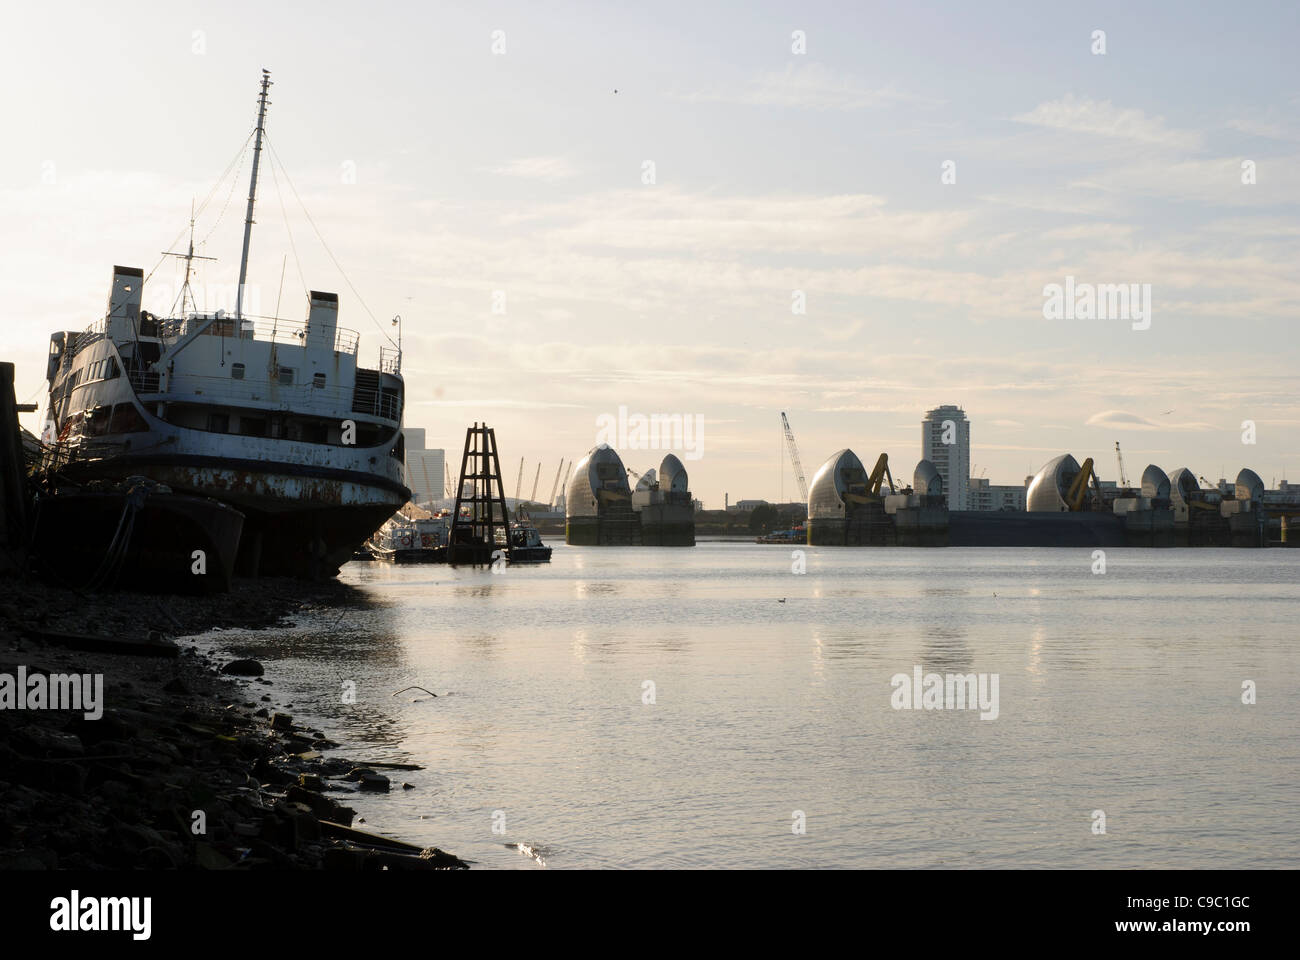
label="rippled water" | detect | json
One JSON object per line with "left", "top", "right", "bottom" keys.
{"left": 199, "top": 544, "right": 1300, "bottom": 869}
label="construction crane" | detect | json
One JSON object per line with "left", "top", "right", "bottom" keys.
{"left": 530, "top": 463, "right": 541, "bottom": 502}
{"left": 780, "top": 412, "right": 809, "bottom": 501}
{"left": 547, "top": 459, "right": 565, "bottom": 509}
{"left": 514, "top": 457, "right": 525, "bottom": 501}
{"left": 1114, "top": 441, "right": 1130, "bottom": 489}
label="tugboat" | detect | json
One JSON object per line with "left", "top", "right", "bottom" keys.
{"left": 508, "top": 504, "right": 553, "bottom": 563}
{"left": 39, "top": 71, "right": 409, "bottom": 579}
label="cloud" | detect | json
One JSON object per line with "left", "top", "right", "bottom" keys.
{"left": 1012, "top": 95, "right": 1202, "bottom": 151}
{"left": 486, "top": 156, "right": 578, "bottom": 180}
{"left": 1085, "top": 410, "right": 1219, "bottom": 431}
{"left": 1087, "top": 409, "right": 1161, "bottom": 430}
{"left": 677, "top": 62, "right": 940, "bottom": 112}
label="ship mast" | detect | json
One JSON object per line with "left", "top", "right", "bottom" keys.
{"left": 162, "top": 199, "right": 216, "bottom": 316}
{"left": 236, "top": 69, "right": 272, "bottom": 323}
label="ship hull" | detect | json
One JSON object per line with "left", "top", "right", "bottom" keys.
{"left": 32, "top": 488, "right": 244, "bottom": 594}
{"left": 61, "top": 454, "right": 408, "bottom": 579}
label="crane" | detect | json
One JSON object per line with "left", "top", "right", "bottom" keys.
{"left": 561, "top": 460, "right": 573, "bottom": 492}
{"left": 530, "top": 463, "right": 541, "bottom": 502}
{"left": 780, "top": 412, "right": 809, "bottom": 501}
{"left": 1114, "top": 441, "right": 1130, "bottom": 489}
{"left": 865, "top": 452, "right": 895, "bottom": 496}
{"left": 547, "top": 459, "right": 565, "bottom": 509}
{"left": 842, "top": 455, "right": 894, "bottom": 504}
{"left": 444, "top": 460, "right": 454, "bottom": 499}
{"left": 514, "top": 457, "right": 524, "bottom": 501}
{"left": 1064, "top": 457, "right": 1103, "bottom": 511}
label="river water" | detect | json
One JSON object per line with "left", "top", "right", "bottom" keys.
{"left": 199, "top": 543, "right": 1300, "bottom": 869}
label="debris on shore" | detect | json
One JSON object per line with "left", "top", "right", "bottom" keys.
{"left": 0, "top": 576, "right": 465, "bottom": 870}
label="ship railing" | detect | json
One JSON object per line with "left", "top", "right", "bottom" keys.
{"left": 71, "top": 321, "right": 108, "bottom": 357}
{"left": 149, "top": 370, "right": 360, "bottom": 411}
{"left": 128, "top": 369, "right": 162, "bottom": 394}
{"left": 40, "top": 436, "right": 124, "bottom": 473}
{"left": 379, "top": 346, "right": 402, "bottom": 374}
{"left": 158, "top": 314, "right": 361, "bottom": 355}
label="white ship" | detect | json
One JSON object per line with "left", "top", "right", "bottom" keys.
{"left": 40, "top": 71, "right": 409, "bottom": 578}
{"left": 368, "top": 504, "right": 450, "bottom": 563}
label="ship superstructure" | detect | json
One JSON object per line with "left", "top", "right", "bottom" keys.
{"left": 41, "top": 71, "right": 409, "bottom": 577}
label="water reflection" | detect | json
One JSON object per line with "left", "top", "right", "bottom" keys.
{"left": 920, "top": 626, "right": 972, "bottom": 673}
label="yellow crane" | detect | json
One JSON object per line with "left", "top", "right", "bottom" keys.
{"left": 843, "top": 453, "right": 896, "bottom": 503}
{"left": 866, "top": 452, "right": 895, "bottom": 497}
{"left": 1064, "top": 457, "right": 1104, "bottom": 511}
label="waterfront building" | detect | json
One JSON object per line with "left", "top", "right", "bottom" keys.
{"left": 921, "top": 405, "right": 970, "bottom": 512}
{"left": 967, "top": 477, "right": 1026, "bottom": 511}
{"left": 403, "top": 427, "right": 445, "bottom": 507}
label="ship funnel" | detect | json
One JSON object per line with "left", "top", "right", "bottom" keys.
{"left": 107, "top": 266, "right": 143, "bottom": 338}
{"left": 306, "top": 291, "right": 338, "bottom": 349}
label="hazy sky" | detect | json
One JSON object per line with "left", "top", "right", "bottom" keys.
{"left": 3, "top": 1, "right": 1297, "bottom": 506}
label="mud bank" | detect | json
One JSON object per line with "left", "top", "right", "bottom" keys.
{"left": 0, "top": 576, "right": 465, "bottom": 870}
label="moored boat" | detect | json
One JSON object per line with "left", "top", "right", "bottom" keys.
{"left": 508, "top": 505, "right": 552, "bottom": 563}
{"left": 368, "top": 503, "right": 449, "bottom": 563}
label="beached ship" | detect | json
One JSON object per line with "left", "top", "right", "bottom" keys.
{"left": 39, "top": 72, "right": 409, "bottom": 578}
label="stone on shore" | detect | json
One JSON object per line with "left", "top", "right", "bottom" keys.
{"left": 221, "top": 658, "right": 265, "bottom": 677}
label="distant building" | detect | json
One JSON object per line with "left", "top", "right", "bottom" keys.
{"left": 727, "top": 499, "right": 769, "bottom": 513}
{"left": 921, "top": 405, "right": 970, "bottom": 512}
{"left": 403, "top": 427, "right": 445, "bottom": 506}
{"left": 967, "top": 477, "right": 1026, "bottom": 511}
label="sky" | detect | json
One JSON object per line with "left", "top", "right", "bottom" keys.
{"left": 2, "top": 0, "right": 1297, "bottom": 507}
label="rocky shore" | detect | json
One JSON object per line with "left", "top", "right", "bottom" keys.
{"left": 0, "top": 576, "right": 466, "bottom": 870}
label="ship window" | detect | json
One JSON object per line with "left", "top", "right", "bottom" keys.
{"left": 109, "top": 403, "right": 149, "bottom": 434}
{"left": 206, "top": 412, "right": 230, "bottom": 433}
{"left": 278, "top": 366, "right": 295, "bottom": 385}
{"left": 231, "top": 363, "right": 245, "bottom": 380}
{"left": 313, "top": 373, "right": 326, "bottom": 389}
{"left": 89, "top": 405, "right": 111, "bottom": 437}
{"left": 239, "top": 416, "right": 267, "bottom": 437}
